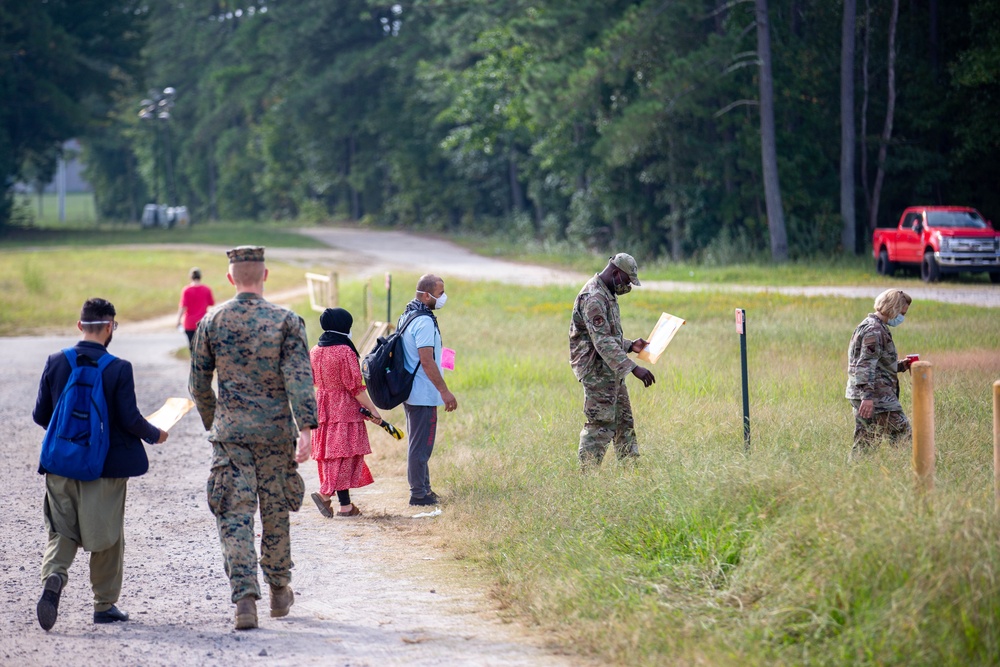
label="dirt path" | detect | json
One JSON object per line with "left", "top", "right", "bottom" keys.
{"left": 3, "top": 227, "right": 995, "bottom": 666}
{"left": 295, "top": 227, "right": 999, "bottom": 308}
{"left": 0, "top": 229, "right": 594, "bottom": 666}
{"left": 1, "top": 331, "right": 581, "bottom": 666}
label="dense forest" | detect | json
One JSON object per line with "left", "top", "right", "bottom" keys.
{"left": 3, "top": 0, "right": 999, "bottom": 261}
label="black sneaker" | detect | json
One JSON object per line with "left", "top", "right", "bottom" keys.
{"left": 37, "top": 573, "right": 63, "bottom": 631}
{"left": 409, "top": 494, "right": 439, "bottom": 506}
{"left": 94, "top": 605, "right": 129, "bottom": 624}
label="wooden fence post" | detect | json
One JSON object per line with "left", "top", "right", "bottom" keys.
{"left": 328, "top": 271, "right": 338, "bottom": 308}
{"left": 993, "top": 380, "right": 1000, "bottom": 511}
{"left": 911, "top": 361, "right": 935, "bottom": 493}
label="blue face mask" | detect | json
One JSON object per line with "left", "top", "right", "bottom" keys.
{"left": 886, "top": 314, "right": 905, "bottom": 327}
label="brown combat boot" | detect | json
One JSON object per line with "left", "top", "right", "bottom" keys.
{"left": 269, "top": 585, "right": 294, "bottom": 618}
{"left": 234, "top": 596, "right": 258, "bottom": 630}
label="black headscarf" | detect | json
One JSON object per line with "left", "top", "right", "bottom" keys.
{"left": 317, "top": 307, "right": 359, "bottom": 357}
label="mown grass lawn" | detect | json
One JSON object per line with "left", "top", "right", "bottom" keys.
{"left": 0, "top": 247, "right": 328, "bottom": 335}
{"left": 0, "top": 218, "right": 330, "bottom": 250}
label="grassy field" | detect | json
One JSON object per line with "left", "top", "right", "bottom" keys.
{"left": 4, "top": 241, "right": 1000, "bottom": 665}
{"left": 457, "top": 233, "right": 998, "bottom": 287}
{"left": 0, "top": 248, "right": 330, "bottom": 335}
{"left": 14, "top": 192, "right": 97, "bottom": 225}
{"left": 342, "top": 275, "right": 1000, "bottom": 666}
{"left": 1, "top": 215, "right": 330, "bottom": 250}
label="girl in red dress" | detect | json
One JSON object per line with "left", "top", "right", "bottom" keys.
{"left": 306, "top": 308, "right": 382, "bottom": 517}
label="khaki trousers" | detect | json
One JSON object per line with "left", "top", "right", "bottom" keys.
{"left": 41, "top": 475, "right": 127, "bottom": 612}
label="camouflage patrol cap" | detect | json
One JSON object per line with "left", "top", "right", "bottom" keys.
{"left": 610, "top": 253, "right": 641, "bottom": 286}
{"left": 226, "top": 246, "right": 265, "bottom": 263}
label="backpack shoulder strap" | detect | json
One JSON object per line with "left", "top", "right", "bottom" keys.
{"left": 61, "top": 348, "right": 116, "bottom": 371}
{"left": 96, "top": 352, "right": 117, "bottom": 371}
{"left": 398, "top": 310, "right": 431, "bottom": 335}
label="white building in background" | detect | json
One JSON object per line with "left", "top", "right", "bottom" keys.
{"left": 13, "top": 139, "right": 92, "bottom": 194}
{"left": 49, "top": 139, "right": 92, "bottom": 193}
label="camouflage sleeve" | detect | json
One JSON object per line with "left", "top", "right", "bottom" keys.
{"left": 582, "top": 296, "right": 637, "bottom": 380}
{"left": 281, "top": 314, "right": 319, "bottom": 431}
{"left": 853, "top": 329, "right": 882, "bottom": 400}
{"left": 188, "top": 319, "right": 216, "bottom": 430}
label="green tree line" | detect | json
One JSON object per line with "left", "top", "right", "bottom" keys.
{"left": 3, "top": 0, "right": 999, "bottom": 261}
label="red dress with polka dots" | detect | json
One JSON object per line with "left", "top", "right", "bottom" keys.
{"left": 309, "top": 344, "right": 374, "bottom": 494}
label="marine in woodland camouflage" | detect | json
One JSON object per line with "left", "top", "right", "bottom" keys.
{"left": 189, "top": 290, "right": 317, "bottom": 602}
{"left": 569, "top": 275, "right": 639, "bottom": 465}
{"left": 189, "top": 293, "right": 317, "bottom": 444}
{"left": 206, "top": 438, "right": 304, "bottom": 602}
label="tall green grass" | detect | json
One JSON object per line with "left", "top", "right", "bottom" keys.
{"left": 382, "top": 279, "right": 1000, "bottom": 665}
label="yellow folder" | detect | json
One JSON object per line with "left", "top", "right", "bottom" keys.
{"left": 637, "top": 312, "right": 686, "bottom": 364}
{"left": 146, "top": 397, "right": 195, "bottom": 431}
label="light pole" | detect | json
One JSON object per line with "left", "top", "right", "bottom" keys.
{"left": 138, "top": 87, "right": 177, "bottom": 207}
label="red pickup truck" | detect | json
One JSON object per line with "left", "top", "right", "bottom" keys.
{"left": 872, "top": 206, "right": 1000, "bottom": 283}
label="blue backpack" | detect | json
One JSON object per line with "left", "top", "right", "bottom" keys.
{"left": 39, "top": 349, "right": 116, "bottom": 481}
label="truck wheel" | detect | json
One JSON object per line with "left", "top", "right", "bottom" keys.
{"left": 921, "top": 251, "right": 940, "bottom": 282}
{"left": 876, "top": 248, "right": 895, "bottom": 276}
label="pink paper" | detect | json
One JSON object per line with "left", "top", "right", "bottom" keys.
{"left": 441, "top": 347, "right": 456, "bottom": 371}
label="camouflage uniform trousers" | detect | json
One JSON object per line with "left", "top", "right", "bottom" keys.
{"left": 849, "top": 400, "right": 911, "bottom": 456}
{"left": 207, "top": 440, "right": 305, "bottom": 603}
{"left": 579, "top": 373, "right": 638, "bottom": 468}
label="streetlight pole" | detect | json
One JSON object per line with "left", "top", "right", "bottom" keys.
{"left": 138, "top": 87, "right": 176, "bottom": 208}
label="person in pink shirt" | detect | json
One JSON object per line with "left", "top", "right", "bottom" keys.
{"left": 177, "top": 268, "right": 215, "bottom": 348}
{"left": 298, "top": 307, "right": 381, "bottom": 518}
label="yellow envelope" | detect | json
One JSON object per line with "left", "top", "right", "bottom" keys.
{"left": 146, "top": 397, "right": 195, "bottom": 431}
{"left": 637, "top": 312, "right": 686, "bottom": 364}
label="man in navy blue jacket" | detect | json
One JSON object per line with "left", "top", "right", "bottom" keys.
{"left": 32, "top": 298, "right": 168, "bottom": 631}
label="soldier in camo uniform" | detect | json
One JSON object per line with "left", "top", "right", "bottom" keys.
{"left": 189, "top": 246, "right": 318, "bottom": 630}
{"left": 569, "top": 253, "right": 656, "bottom": 470}
{"left": 845, "top": 288, "right": 914, "bottom": 457}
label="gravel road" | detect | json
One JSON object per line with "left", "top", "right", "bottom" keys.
{"left": 0, "top": 227, "right": 598, "bottom": 667}
{"left": 298, "top": 228, "right": 1000, "bottom": 308}
{"left": 0, "top": 331, "right": 580, "bottom": 667}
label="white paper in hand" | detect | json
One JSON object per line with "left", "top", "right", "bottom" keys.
{"left": 146, "top": 397, "right": 195, "bottom": 431}
{"left": 637, "top": 312, "right": 686, "bottom": 364}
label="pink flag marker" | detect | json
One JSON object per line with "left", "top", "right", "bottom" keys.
{"left": 441, "top": 347, "right": 456, "bottom": 371}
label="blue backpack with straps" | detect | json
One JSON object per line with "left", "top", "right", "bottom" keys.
{"left": 39, "top": 349, "right": 116, "bottom": 481}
